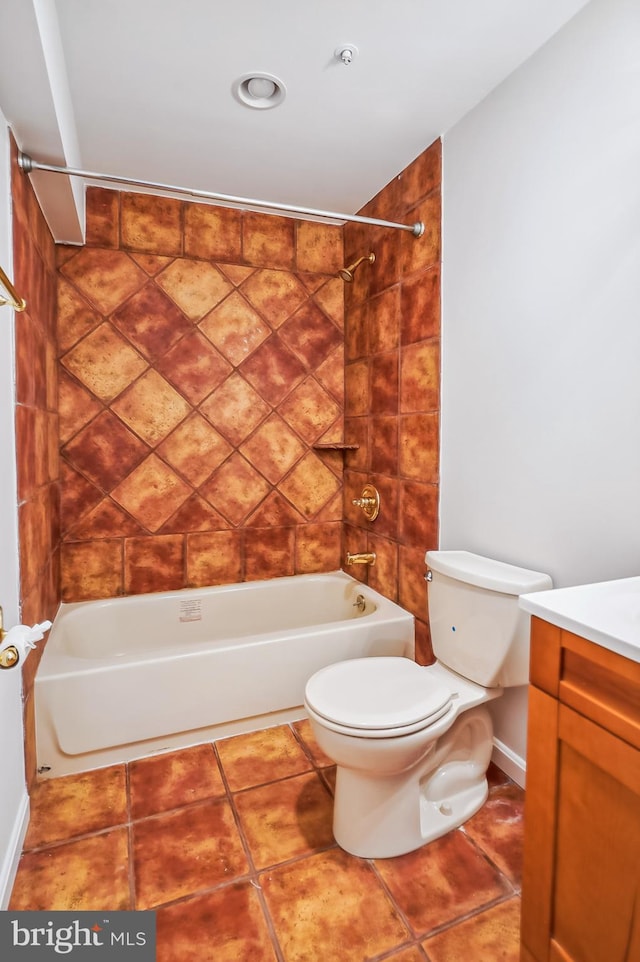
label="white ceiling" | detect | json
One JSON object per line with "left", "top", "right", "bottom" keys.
{"left": 0, "top": 0, "right": 591, "bottom": 244}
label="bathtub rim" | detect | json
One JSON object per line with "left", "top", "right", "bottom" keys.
{"left": 40, "top": 570, "right": 412, "bottom": 676}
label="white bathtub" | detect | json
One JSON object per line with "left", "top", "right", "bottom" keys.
{"left": 35, "top": 571, "right": 414, "bottom": 778}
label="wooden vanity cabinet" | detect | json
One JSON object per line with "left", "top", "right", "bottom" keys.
{"left": 520, "top": 617, "right": 640, "bottom": 962}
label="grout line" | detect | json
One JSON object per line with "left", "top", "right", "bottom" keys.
{"left": 123, "top": 762, "right": 136, "bottom": 909}
{"left": 248, "top": 880, "right": 287, "bottom": 962}
{"left": 419, "top": 890, "right": 521, "bottom": 944}
{"left": 368, "top": 940, "right": 431, "bottom": 962}
{"left": 367, "top": 855, "right": 417, "bottom": 940}
{"left": 457, "top": 823, "right": 522, "bottom": 896}
{"left": 211, "top": 740, "right": 288, "bottom": 962}
{"left": 211, "top": 740, "right": 259, "bottom": 877}
{"left": 21, "top": 821, "right": 130, "bottom": 856}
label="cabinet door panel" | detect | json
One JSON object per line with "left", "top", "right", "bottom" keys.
{"left": 553, "top": 708, "right": 640, "bottom": 962}
{"left": 559, "top": 632, "right": 640, "bottom": 750}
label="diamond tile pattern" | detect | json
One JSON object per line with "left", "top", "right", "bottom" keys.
{"left": 157, "top": 413, "right": 233, "bottom": 488}
{"left": 58, "top": 194, "right": 344, "bottom": 600}
{"left": 200, "top": 453, "right": 271, "bottom": 526}
{"left": 240, "top": 414, "right": 306, "bottom": 485}
{"left": 111, "top": 282, "right": 192, "bottom": 359}
{"left": 62, "top": 410, "right": 149, "bottom": 490}
{"left": 10, "top": 726, "right": 524, "bottom": 960}
{"left": 240, "top": 335, "right": 307, "bottom": 406}
{"left": 156, "top": 330, "right": 232, "bottom": 406}
{"left": 57, "top": 276, "right": 100, "bottom": 353}
{"left": 200, "top": 290, "right": 271, "bottom": 365}
{"left": 112, "top": 455, "right": 193, "bottom": 532}
{"left": 280, "top": 453, "right": 342, "bottom": 519}
{"left": 58, "top": 195, "right": 344, "bottom": 601}
{"left": 60, "top": 247, "right": 147, "bottom": 314}
{"left": 241, "top": 268, "right": 309, "bottom": 325}
{"left": 111, "top": 369, "right": 192, "bottom": 446}
{"left": 156, "top": 259, "right": 233, "bottom": 319}
{"left": 57, "top": 134, "right": 442, "bottom": 609}
{"left": 61, "top": 322, "right": 148, "bottom": 402}
{"left": 200, "top": 373, "right": 271, "bottom": 447}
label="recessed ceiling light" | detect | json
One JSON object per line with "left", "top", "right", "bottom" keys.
{"left": 232, "top": 73, "right": 286, "bottom": 110}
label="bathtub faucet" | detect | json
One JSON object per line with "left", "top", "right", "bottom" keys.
{"left": 346, "top": 552, "right": 376, "bottom": 566}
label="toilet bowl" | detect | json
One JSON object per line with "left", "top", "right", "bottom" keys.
{"left": 304, "top": 550, "right": 552, "bottom": 858}
{"left": 305, "top": 657, "right": 500, "bottom": 857}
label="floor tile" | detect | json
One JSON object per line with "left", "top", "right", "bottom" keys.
{"left": 320, "top": 765, "right": 336, "bottom": 795}
{"left": 10, "top": 829, "right": 130, "bottom": 911}
{"left": 375, "top": 829, "right": 513, "bottom": 937}
{"left": 292, "top": 717, "right": 335, "bottom": 768}
{"left": 129, "top": 743, "right": 226, "bottom": 819}
{"left": 234, "top": 771, "right": 335, "bottom": 869}
{"left": 24, "top": 765, "right": 127, "bottom": 849}
{"left": 261, "top": 848, "right": 410, "bottom": 962}
{"left": 12, "top": 719, "right": 526, "bottom": 961}
{"left": 422, "top": 896, "right": 521, "bottom": 962}
{"left": 156, "top": 882, "right": 278, "bottom": 962}
{"left": 462, "top": 780, "right": 525, "bottom": 886}
{"left": 133, "top": 799, "right": 249, "bottom": 909}
{"left": 216, "top": 724, "right": 313, "bottom": 791}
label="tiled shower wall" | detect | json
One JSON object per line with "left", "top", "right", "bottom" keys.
{"left": 57, "top": 191, "right": 345, "bottom": 600}
{"left": 344, "top": 140, "right": 441, "bottom": 664}
{"left": 10, "top": 137, "right": 60, "bottom": 778}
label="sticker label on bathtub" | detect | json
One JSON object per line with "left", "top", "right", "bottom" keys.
{"left": 179, "top": 598, "right": 202, "bottom": 622}
{"left": 0, "top": 911, "right": 156, "bottom": 958}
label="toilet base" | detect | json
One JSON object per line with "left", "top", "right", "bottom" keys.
{"left": 331, "top": 707, "right": 493, "bottom": 858}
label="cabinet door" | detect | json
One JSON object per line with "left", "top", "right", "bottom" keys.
{"left": 523, "top": 691, "right": 640, "bottom": 962}
{"left": 551, "top": 705, "right": 640, "bottom": 962}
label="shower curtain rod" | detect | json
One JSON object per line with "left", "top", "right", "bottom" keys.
{"left": 18, "top": 152, "right": 425, "bottom": 237}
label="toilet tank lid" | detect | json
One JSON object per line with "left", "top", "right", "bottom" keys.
{"left": 425, "top": 550, "right": 552, "bottom": 595}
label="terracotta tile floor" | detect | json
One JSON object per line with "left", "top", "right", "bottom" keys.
{"left": 10, "top": 721, "right": 524, "bottom": 961}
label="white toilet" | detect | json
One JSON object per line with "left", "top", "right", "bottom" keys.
{"left": 304, "top": 550, "right": 552, "bottom": 858}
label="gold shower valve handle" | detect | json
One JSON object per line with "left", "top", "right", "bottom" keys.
{"left": 353, "top": 495, "right": 376, "bottom": 508}
{"left": 351, "top": 483, "right": 380, "bottom": 521}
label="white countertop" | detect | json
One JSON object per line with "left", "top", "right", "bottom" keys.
{"left": 519, "top": 575, "right": 640, "bottom": 665}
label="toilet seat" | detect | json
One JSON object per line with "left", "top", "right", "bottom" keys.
{"left": 304, "top": 657, "right": 453, "bottom": 738}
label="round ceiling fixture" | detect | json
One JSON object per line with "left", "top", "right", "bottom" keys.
{"left": 233, "top": 73, "right": 286, "bottom": 110}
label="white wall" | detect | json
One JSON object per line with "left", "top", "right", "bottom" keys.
{"left": 441, "top": 0, "right": 640, "bottom": 780}
{"left": 0, "top": 110, "right": 29, "bottom": 907}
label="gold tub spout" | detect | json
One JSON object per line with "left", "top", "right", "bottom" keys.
{"left": 346, "top": 552, "right": 376, "bottom": 566}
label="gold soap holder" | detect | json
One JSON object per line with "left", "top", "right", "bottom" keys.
{"left": 352, "top": 483, "right": 380, "bottom": 521}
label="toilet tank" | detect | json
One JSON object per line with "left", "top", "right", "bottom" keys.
{"left": 425, "top": 551, "right": 552, "bottom": 688}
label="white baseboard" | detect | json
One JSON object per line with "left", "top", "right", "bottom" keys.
{"left": 0, "top": 790, "right": 29, "bottom": 909}
{"left": 492, "top": 737, "right": 526, "bottom": 789}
